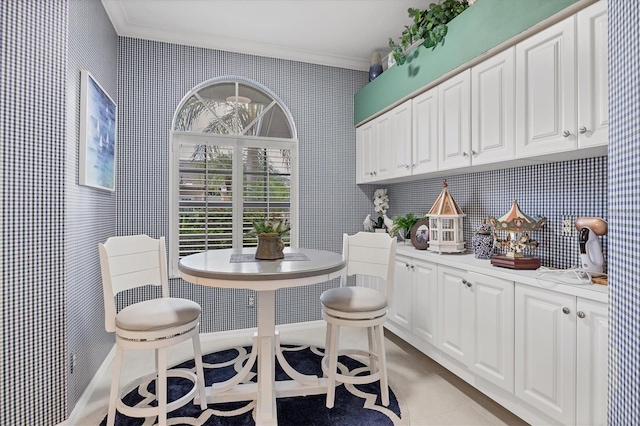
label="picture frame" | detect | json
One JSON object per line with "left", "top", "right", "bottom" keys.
{"left": 411, "top": 219, "right": 430, "bottom": 250}
{"left": 79, "top": 70, "right": 117, "bottom": 191}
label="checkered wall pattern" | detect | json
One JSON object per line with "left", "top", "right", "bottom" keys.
{"left": 1, "top": 1, "right": 68, "bottom": 425}
{"left": 376, "top": 156, "right": 608, "bottom": 270}
{"left": 66, "top": 0, "right": 119, "bottom": 413}
{"left": 116, "top": 37, "right": 370, "bottom": 333}
{"left": 608, "top": 1, "right": 640, "bottom": 424}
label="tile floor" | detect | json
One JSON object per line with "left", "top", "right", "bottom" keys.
{"left": 70, "top": 322, "right": 528, "bottom": 425}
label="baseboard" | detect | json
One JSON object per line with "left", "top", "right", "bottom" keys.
{"left": 64, "top": 343, "right": 117, "bottom": 426}
{"left": 63, "top": 320, "right": 326, "bottom": 424}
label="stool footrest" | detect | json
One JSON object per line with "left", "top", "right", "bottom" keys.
{"left": 116, "top": 369, "right": 199, "bottom": 418}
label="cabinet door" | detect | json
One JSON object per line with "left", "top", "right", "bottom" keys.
{"left": 576, "top": 298, "right": 608, "bottom": 426}
{"left": 471, "top": 47, "right": 515, "bottom": 165}
{"left": 468, "top": 272, "right": 514, "bottom": 393}
{"left": 356, "top": 122, "right": 375, "bottom": 184}
{"left": 412, "top": 87, "right": 438, "bottom": 175}
{"left": 391, "top": 100, "right": 413, "bottom": 178}
{"left": 515, "top": 15, "right": 577, "bottom": 158}
{"left": 374, "top": 112, "right": 393, "bottom": 181}
{"left": 515, "top": 284, "right": 576, "bottom": 425}
{"left": 438, "top": 69, "right": 471, "bottom": 171}
{"left": 388, "top": 255, "right": 412, "bottom": 331}
{"left": 412, "top": 259, "right": 438, "bottom": 346}
{"left": 438, "top": 266, "right": 473, "bottom": 365}
{"left": 577, "top": 0, "right": 608, "bottom": 148}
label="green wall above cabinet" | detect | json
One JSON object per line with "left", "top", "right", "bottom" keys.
{"left": 354, "top": 0, "right": 581, "bottom": 125}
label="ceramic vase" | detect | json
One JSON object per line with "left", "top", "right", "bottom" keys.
{"left": 472, "top": 221, "right": 494, "bottom": 259}
{"left": 255, "top": 235, "right": 285, "bottom": 260}
{"left": 369, "top": 52, "right": 383, "bottom": 82}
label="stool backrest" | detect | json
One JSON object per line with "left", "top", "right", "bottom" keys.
{"left": 341, "top": 232, "right": 397, "bottom": 300}
{"left": 98, "top": 235, "right": 169, "bottom": 332}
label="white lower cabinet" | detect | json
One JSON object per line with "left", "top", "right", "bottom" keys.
{"left": 515, "top": 284, "right": 608, "bottom": 426}
{"left": 388, "top": 254, "right": 438, "bottom": 346}
{"left": 438, "top": 266, "right": 514, "bottom": 393}
{"left": 575, "top": 298, "right": 608, "bottom": 426}
{"left": 384, "top": 250, "right": 608, "bottom": 426}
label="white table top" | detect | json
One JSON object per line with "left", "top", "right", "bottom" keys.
{"left": 178, "top": 247, "right": 346, "bottom": 290}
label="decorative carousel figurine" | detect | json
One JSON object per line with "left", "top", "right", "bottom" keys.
{"left": 488, "top": 200, "right": 546, "bottom": 269}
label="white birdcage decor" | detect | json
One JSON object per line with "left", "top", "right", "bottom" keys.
{"left": 426, "top": 182, "right": 466, "bottom": 253}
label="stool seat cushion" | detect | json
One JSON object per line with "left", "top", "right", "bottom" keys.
{"left": 116, "top": 297, "right": 201, "bottom": 332}
{"left": 320, "top": 287, "right": 387, "bottom": 313}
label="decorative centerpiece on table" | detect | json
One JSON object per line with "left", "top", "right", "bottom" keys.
{"left": 363, "top": 188, "right": 393, "bottom": 233}
{"left": 247, "top": 218, "right": 290, "bottom": 260}
{"left": 488, "top": 200, "right": 546, "bottom": 269}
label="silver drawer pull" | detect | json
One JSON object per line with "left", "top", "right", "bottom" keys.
{"left": 562, "top": 307, "right": 570, "bottom": 315}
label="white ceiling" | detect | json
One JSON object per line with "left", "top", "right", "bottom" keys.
{"left": 100, "top": 0, "right": 431, "bottom": 71}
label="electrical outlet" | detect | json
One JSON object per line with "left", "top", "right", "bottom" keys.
{"left": 562, "top": 216, "right": 575, "bottom": 236}
{"left": 248, "top": 296, "right": 255, "bottom": 307}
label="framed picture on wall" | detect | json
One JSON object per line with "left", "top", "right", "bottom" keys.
{"left": 79, "top": 70, "right": 117, "bottom": 191}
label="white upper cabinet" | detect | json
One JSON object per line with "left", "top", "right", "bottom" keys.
{"left": 471, "top": 47, "right": 516, "bottom": 165}
{"left": 355, "top": 121, "right": 375, "bottom": 184}
{"left": 515, "top": 0, "right": 608, "bottom": 159}
{"left": 375, "top": 112, "right": 394, "bottom": 180}
{"left": 355, "top": 1, "right": 607, "bottom": 183}
{"left": 412, "top": 86, "right": 439, "bottom": 175}
{"left": 390, "top": 100, "right": 413, "bottom": 178}
{"left": 438, "top": 69, "right": 471, "bottom": 171}
{"left": 576, "top": 0, "right": 608, "bottom": 148}
{"left": 515, "top": 15, "right": 577, "bottom": 157}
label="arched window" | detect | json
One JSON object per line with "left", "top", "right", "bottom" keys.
{"left": 169, "top": 76, "right": 298, "bottom": 275}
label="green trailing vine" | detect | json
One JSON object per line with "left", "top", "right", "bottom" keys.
{"left": 388, "top": 0, "right": 470, "bottom": 66}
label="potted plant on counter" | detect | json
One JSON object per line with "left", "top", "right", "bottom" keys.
{"left": 247, "top": 218, "right": 290, "bottom": 260}
{"left": 391, "top": 213, "right": 420, "bottom": 241}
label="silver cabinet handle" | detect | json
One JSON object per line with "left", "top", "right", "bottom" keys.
{"left": 405, "top": 263, "right": 410, "bottom": 269}
{"left": 562, "top": 130, "right": 571, "bottom": 137}
{"left": 373, "top": 171, "right": 377, "bottom": 176}
{"left": 562, "top": 307, "right": 570, "bottom": 314}
{"left": 404, "top": 164, "right": 410, "bottom": 170}
{"left": 411, "top": 163, "right": 416, "bottom": 168}
{"left": 411, "top": 265, "right": 415, "bottom": 270}
{"left": 472, "top": 150, "right": 478, "bottom": 157}
{"left": 462, "top": 152, "right": 469, "bottom": 157}
{"left": 579, "top": 126, "right": 587, "bottom": 134}
{"left": 461, "top": 279, "right": 471, "bottom": 287}
{"left": 577, "top": 311, "right": 586, "bottom": 319}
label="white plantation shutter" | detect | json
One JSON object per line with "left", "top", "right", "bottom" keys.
{"left": 242, "top": 146, "right": 292, "bottom": 247}
{"left": 178, "top": 142, "right": 234, "bottom": 257}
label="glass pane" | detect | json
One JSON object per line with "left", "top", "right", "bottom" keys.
{"left": 443, "top": 219, "right": 453, "bottom": 229}
{"left": 178, "top": 142, "right": 234, "bottom": 257}
{"left": 443, "top": 231, "right": 454, "bottom": 242}
{"left": 430, "top": 218, "right": 438, "bottom": 228}
{"left": 242, "top": 146, "right": 291, "bottom": 247}
{"left": 174, "top": 80, "right": 294, "bottom": 139}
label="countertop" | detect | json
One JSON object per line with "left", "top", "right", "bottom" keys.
{"left": 396, "top": 244, "right": 608, "bottom": 303}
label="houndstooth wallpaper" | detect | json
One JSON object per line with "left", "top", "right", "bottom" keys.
{"left": 608, "top": 1, "right": 640, "bottom": 424}
{"left": 1, "top": 1, "right": 68, "bottom": 424}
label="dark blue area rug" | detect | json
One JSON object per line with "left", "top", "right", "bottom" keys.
{"left": 101, "top": 344, "right": 405, "bottom": 425}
